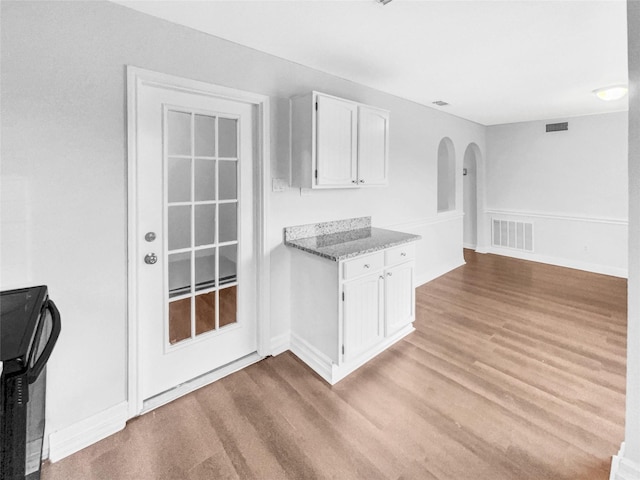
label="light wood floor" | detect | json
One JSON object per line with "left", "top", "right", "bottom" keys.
{"left": 42, "top": 250, "right": 627, "bottom": 480}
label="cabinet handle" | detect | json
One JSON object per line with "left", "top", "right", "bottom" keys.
{"left": 387, "top": 272, "right": 393, "bottom": 277}
{"left": 401, "top": 252, "right": 407, "bottom": 257}
{"left": 364, "top": 264, "right": 370, "bottom": 269}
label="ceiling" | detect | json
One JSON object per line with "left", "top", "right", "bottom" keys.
{"left": 115, "top": 0, "right": 629, "bottom": 126}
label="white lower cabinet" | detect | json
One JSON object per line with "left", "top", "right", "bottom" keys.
{"left": 290, "top": 242, "right": 417, "bottom": 384}
{"left": 343, "top": 272, "right": 384, "bottom": 362}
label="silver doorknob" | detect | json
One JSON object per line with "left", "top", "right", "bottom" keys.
{"left": 144, "top": 253, "right": 158, "bottom": 265}
{"left": 145, "top": 232, "right": 156, "bottom": 242}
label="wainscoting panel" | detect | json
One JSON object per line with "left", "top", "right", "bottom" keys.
{"left": 484, "top": 209, "right": 627, "bottom": 278}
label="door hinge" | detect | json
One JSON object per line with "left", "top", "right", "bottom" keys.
{"left": 342, "top": 345, "right": 345, "bottom": 355}
{"left": 315, "top": 101, "right": 318, "bottom": 111}
{"left": 342, "top": 291, "right": 345, "bottom": 301}
{"left": 315, "top": 169, "right": 318, "bottom": 179}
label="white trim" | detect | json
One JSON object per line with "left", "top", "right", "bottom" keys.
{"left": 270, "top": 332, "right": 290, "bottom": 356}
{"left": 141, "top": 352, "right": 262, "bottom": 414}
{"left": 289, "top": 332, "right": 335, "bottom": 383}
{"left": 486, "top": 246, "right": 628, "bottom": 278}
{"left": 463, "top": 242, "right": 477, "bottom": 250}
{"left": 126, "top": 66, "right": 271, "bottom": 419}
{"left": 610, "top": 443, "right": 640, "bottom": 480}
{"left": 48, "top": 402, "right": 128, "bottom": 463}
{"left": 383, "top": 212, "right": 465, "bottom": 232}
{"left": 485, "top": 208, "right": 628, "bottom": 226}
{"left": 290, "top": 325, "right": 415, "bottom": 385}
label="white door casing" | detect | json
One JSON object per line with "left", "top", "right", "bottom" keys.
{"left": 127, "top": 67, "right": 270, "bottom": 418}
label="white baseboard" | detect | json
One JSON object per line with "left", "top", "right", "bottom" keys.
{"left": 270, "top": 332, "right": 290, "bottom": 356}
{"left": 463, "top": 243, "right": 477, "bottom": 250}
{"left": 416, "top": 259, "right": 466, "bottom": 287}
{"left": 289, "top": 332, "right": 334, "bottom": 383}
{"left": 611, "top": 443, "right": 640, "bottom": 480}
{"left": 48, "top": 401, "right": 128, "bottom": 463}
{"left": 290, "top": 325, "right": 415, "bottom": 385}
{"left": 486, "top": 246, "right": 628, "bottom": 278}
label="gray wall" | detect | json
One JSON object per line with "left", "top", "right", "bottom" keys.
{"left": 0, "top": 0, "right": 484, "bottom": 440}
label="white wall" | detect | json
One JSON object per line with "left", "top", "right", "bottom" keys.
{"left": 484, "top": 113, "right": 628, "bottom": 276}
{"left": 0, "top": 0, "right": 484, "bottom": 456}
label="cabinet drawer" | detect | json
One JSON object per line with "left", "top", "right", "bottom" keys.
{"left": 343, "top": 252, "right": 384, "bottom": 280}
{"left": 385, "top": 243, "right": 415, "bottom": 266}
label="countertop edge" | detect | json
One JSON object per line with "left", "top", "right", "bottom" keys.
{"left": 285, "top": 235, "right": 421, "bottom": 262}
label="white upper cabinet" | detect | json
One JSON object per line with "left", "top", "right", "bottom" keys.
{"left": 291, "top": 92, "right": 389, "bottom": 189}
{"left": 357, "top": 105, "right": 389, "bottom": 186}
{"left": 316, "top": 94, "right": 358, "bottom": 186}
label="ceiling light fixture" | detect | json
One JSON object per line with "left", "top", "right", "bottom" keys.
{"left": 593, "top": 85, "right": 628, "bottom": 101}
{"left": 377, "top": 0, "right": 393, "bottom": 5}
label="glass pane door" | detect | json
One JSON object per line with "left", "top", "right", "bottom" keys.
{"left": 165, "top": 108, "right": 239, "bottom": 346}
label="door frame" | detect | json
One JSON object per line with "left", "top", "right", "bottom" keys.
{"left": 126, "top": 66, "right": 271, "bottom": 419}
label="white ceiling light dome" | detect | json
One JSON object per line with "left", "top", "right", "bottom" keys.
{"left": 593, "top": 85, "right": 628, "bottom": 101}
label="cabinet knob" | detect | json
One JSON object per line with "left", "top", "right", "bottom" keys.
{"left": 364, "top": 264, "right": 370, "bottom": 269}
{"left": 387, "top": 272, "right": 393, "bottom": 277}
{"left": 352, "top": 180, "right": 357, "bottom": 184}
{"left": 359, "top": 179, "right": 365, "bottom": 184}
{"left": 379, "top": 275, "right": 384, "bottom": 280}
{"left": 401, "top": 252, "right": 407, "bottom": 257}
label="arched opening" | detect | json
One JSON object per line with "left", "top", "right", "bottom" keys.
{"left": 437, "top": 137, "right": 455, "bottom": 213}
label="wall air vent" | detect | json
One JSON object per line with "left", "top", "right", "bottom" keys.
{"left": 492, "top": 218, "right": 534, "bottom": 252}
{"left": 432, "top": 100, "right": 449, "bottom": 106}
{"left": 546, "top": 122, "right": 568, "bottom": 132}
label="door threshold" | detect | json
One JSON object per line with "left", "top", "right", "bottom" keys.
{"left": 140, "top": 352, "right": 263, "bottom": 415}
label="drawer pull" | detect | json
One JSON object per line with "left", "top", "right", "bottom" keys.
{"left": 401, "top": 252, "right": 407, "bottom": 257}
{"left": 364, "top": 264, "right": 370, "bottom": 269}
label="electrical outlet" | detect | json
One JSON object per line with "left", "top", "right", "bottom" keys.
{"left": 272, "top": 178, "right": 289, "bottom": 192}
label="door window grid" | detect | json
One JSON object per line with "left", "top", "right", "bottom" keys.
{"left": 165, "top": 107, "right": 240, "bottom": 346}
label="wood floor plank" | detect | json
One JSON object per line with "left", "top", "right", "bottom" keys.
{"left": 42, "top": 250, "right": 626, "bottom": 480}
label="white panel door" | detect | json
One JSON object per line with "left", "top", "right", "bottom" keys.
{"left": 384, "top": 263, "right": 415, "bottom": 336}
{"left": 136, "top": 81, "right": 257, "bottom": 401}
{"left": 343, "top": 273, "right": 384, "bottom": 362}
{"left": 357, "top": 106, "right": 389, "bottom": 186}
{"left": 315, "top": 94, "right": 358, "bottom": 186}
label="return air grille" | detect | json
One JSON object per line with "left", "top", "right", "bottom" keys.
{"left": 546, "top": 122, "right": 568, "bottom": 132}
{"left": 492, "top": 218, "right": 534, "bottom": 252}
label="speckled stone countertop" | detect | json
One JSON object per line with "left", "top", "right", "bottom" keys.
{"left": 284, "top": 217, "right": 421, "bottom": 261}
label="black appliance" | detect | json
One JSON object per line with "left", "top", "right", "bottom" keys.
{"left": 1, "top": 286, "right": 61, "bottom": 480}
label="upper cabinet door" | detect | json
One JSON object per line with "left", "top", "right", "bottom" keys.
{"left": 357, "top": 106, "right": 389, "bottom": 186}
{"left": 315, "top": 94, "right": 358, "bottom": 187}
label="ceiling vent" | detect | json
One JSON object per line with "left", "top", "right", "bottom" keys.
{"left": 432, "top": 101, "right": 449, "bottom": 106}
{"left": 546, "top": 122, "right": 568, "bottom": 132}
